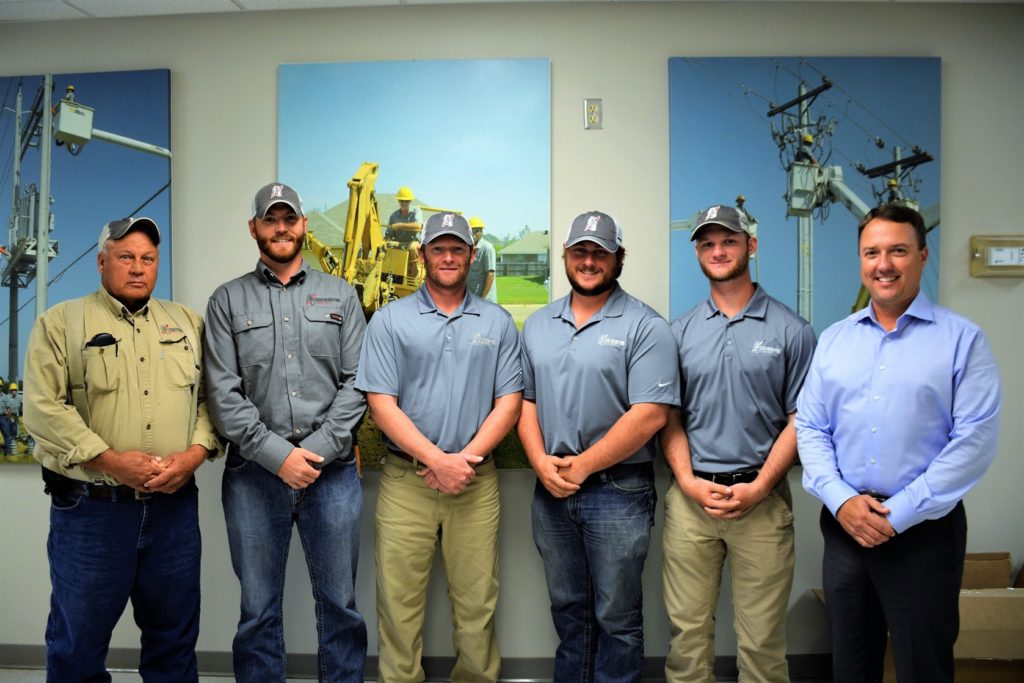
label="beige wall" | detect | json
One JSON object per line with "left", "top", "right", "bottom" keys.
{"left": 1, "top": 1, "right": 1021, "bottom": 661}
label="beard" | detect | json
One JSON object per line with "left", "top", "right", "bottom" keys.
{"left": 699, "top": 250, "right": 750, "bottom": 283}
{"left": 423, "top": 256, "right": 470, "bottom": 291}
{"left": 257, "top": 232, "right": 304, "bottom": 264}
{"left": 566, "top": 266, "right": 619, "bottom": 297}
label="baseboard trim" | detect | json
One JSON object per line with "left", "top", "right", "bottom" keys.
{"left": 0, "top": 645, "right": 831, "bottom": 680}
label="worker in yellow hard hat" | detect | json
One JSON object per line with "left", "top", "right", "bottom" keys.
{"left": 1, "top": 381, "right": 21, "bottom": 456}
{"left": 467, "top": 217, "right": 498, "bottom": 303}
{"left": 386, "top": 186, "right": 423, "bottom": 250}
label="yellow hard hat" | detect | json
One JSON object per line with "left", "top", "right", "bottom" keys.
{"left": 8, "top": 382, "right": 17, "bottom": 390}
{"left": 801, "top": 133, "right": 814, "bottom": 144}
{"left": 396, "top": 186, "right": 415, "bottom": 202}
{"left": 469, "top": 217, "right": 485, "bottom": 230}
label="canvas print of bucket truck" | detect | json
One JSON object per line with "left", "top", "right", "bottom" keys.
{"left": 0, "top": 69, "right": 171, "bottom": 463}
{"left": 669, "top": 57, "right": 939, "bottom": 333}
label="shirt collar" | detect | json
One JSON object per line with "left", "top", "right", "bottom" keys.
{"left": 556, "top": 283, "right": 625, "bottom": 324}
{"left": 98, "top": 287, "right": 149, "bottom": 320}
{"left": 255, "top": 259, "right": 309, "bottom": 287}
{"left": 702, "top": 283, "right": 768, "bottom": 321}
{"left": 415, "top": 284, "right": 478, "bottom": 318}
{"left": 856, "top": 290, "right": 935, "bottom": 328}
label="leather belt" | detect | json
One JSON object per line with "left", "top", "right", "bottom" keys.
{"left": 693, "top": 468, "right": 761, "bottom": 485}
{"left": 43, "top": 469, "right": 194, "bottom": 502}
{"left": 388, "top": 450, "right": 492, "bottom": 468}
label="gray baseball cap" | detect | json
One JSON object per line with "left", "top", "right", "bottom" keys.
{"left": 252, "top": 182, "right": 304, "bottom": 219}
{"left": 423, "top": 212, "right": 474, "bottom": 246}
{"left": 690, "top": 205, "right": 752, "bottom": 241}
{"left": 565, "top": 211, "right": 622, "bottom": 252}
{"left": 97, "top": 217, "right": 161, "bottom": 252}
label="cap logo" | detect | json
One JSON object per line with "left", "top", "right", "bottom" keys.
{"left": 442, "top": 213, "right": 455, "bottom": 228}
{"left": 585, "top": 215, "right": 601, "bottom": 232}
{"left": 706, "top": 206, "right": 721, "bottom": 220}
{"left": 271, "top": 185, "right": 284, "bottom": 199}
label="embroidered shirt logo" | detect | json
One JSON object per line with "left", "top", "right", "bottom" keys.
{"left": 306, "top": 294, "right": 342, "bottom": 306}
{"left": 597, "top": 334, "right": 625, "bottom": 348}
{"left": 160, "top": 324, "right": 183, "bottom": 335}
{"left": 585, "top": 215, "right": 601, "bottom": 232}
{"left": 469, "top": 332, "right": 498, "bottom": 346}
{"left": 751, "top": 340, "right": 782, "bottom": 356}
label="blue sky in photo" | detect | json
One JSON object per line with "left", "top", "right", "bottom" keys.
{"left": 0, "top": 69, "right": 171, "bottom": 378}
{"left": 669, "top": 57, "right": 940, "bottom": 332}
{"left": 278, "top": 59, "right": 551, "bottom": 241}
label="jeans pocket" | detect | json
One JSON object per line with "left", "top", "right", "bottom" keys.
{"left": 604, "top": 466, "right": 655, "bottom": 494}
{"left": 50, "top": 490, "right": 86, "bottom": 511}
{"left": 224, "top": 450, "right": 250, "bottom": 472}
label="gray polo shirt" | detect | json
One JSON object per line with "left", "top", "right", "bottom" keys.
{"left": 521, "top": 284, "right": 680, "bottom": 465}
{"left": 673, "top": 285, "right": 815, "bottom": 473}
{"left": 356, "top": 286, "right": 522, "bottom": 453}
{"left": 204, "top": 261, "right": 367, "bottom": 474}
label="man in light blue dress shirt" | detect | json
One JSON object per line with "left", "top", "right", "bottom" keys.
{"left": 796, "top": 203, "right": 1001, "bottom": 683}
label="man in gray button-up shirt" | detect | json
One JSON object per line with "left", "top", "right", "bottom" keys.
{"left": 205, "top": 183, "right": 367, "bottom": 683}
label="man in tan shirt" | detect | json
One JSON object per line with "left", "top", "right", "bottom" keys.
{"left": 24, "top": 216, "right": 218, "bottom": 683}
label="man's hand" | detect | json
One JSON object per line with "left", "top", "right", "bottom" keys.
{"left": 535, "top": 456, "right": 581, "bottom": 498}
{"left": 681, "top": 477, "right": 771, "bottom": 520}
{"left": 91, "top": 448, "right": 166, "bottom": 492}
{"left": 277, "top": 447, "right": 324, "bottom": 490}
{"left": 556, "top": 457, "right": 594, "bottom": 487}
{"left": 418, "top": 452, "right": 480, "bottom": 494}
{"left": 145, "top": 446, "right": 207, "bottom": 494}
{"left": 836, "top": 495, "right": 895, "bottom": 548}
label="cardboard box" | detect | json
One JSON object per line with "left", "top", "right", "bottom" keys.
{"left": 963, "top": 552, "right": 1012, "bottom": 589}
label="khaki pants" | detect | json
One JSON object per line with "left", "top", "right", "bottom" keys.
{"left": 375, "top": 456, "right": 500, "bottom": 683}
{"left": 662, "top": 479, "right": 795, "bottom": 683}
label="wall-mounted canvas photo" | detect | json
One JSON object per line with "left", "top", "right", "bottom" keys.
{"left": 278, "top": 58, "right": 551, "bottom": 468}
{"left": 279, "top": 58, "right": 551, "bottom": 327}
{"left": 0, "top": 69, "right": 171, "bottom": 464}
{"left": 669, "top": 57, "right": 940, "bottom": 332}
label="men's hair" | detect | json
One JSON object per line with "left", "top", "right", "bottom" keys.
{"left": 857, "top": 203, "right": 927, "bottom": 249}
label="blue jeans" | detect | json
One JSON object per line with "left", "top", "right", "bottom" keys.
{"left": 46, "top": 481, "right": 201, "bottom": 683}
{"left": 532, "top": 462, "right": 656, "bottom": 683}
{"left": 0, "top": 416, "right": 17, "bottom": 454}
{"left": 223, "top": 454, "right": 366, "bottom": 683}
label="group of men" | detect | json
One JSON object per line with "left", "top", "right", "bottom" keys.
{"left": 22, "top": 184, "right": 1001, "bottom": 683}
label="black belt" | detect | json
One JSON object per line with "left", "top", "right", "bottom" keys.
{"left": 42, "top": 468, "right": 194, "bottom": 502}
{"left": 693, "top": 468, "right": 761, "bottom": 485}
{"left": 860, "top": 491, "right": 889, "bottom": 503}
{"left": 388, "top": 450, "right": 492, "bottom": 468}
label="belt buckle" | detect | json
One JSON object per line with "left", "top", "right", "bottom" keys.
{"left": 134, "top": 488, "right": 152, "bottom": 501}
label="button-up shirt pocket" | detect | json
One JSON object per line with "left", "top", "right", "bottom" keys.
{"left": 82, "top": 344, "right": 122, "bottom": 394}
{"left": 231, "top": 312, "right": 274, "bottom": 367}
{"left": 158, "top": 336, "right": 198, "bottom": 391}
{"left": 303, "top": 306, "right": 344, "bottom": 359}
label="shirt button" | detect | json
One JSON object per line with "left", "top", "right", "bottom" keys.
{"left": 870, "top": 458, "right": 876, "bottom": 464}
{"left": 146, "top": 424, "right": 152, "bottom": 430}
{"left": 291, "top": 391, "right": 297, "bottom": 397}
{"left": 284, "top": 316, "right": 290, "bottom": 322}
{"left": 287, "top": 353, "right": 293, "bottom": 359}
{"left": 871, "top": 427, "right": 877, "bottom": 433}
{"left": 247, "top": 320, "right": 253, "bottom": 326}
{"left": 879, "top": 364, "right": 886, "bottom": 371}
{"left": 139, "top": 357, "right": 145, "bottom": 362}
{"left": 136, "top": 328, "right": 141, "bottom": 333}
{"left": 726, "top": 340, "right": 732, "bottom": 345}
{"left": 873, "top": 395, "right": 880, "bottom": 401}
{"left": 144, "top": 390, "right": 149, "bottom": 396}
{"left": 293, "top": 428, "right": 301, "bottom": 435}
